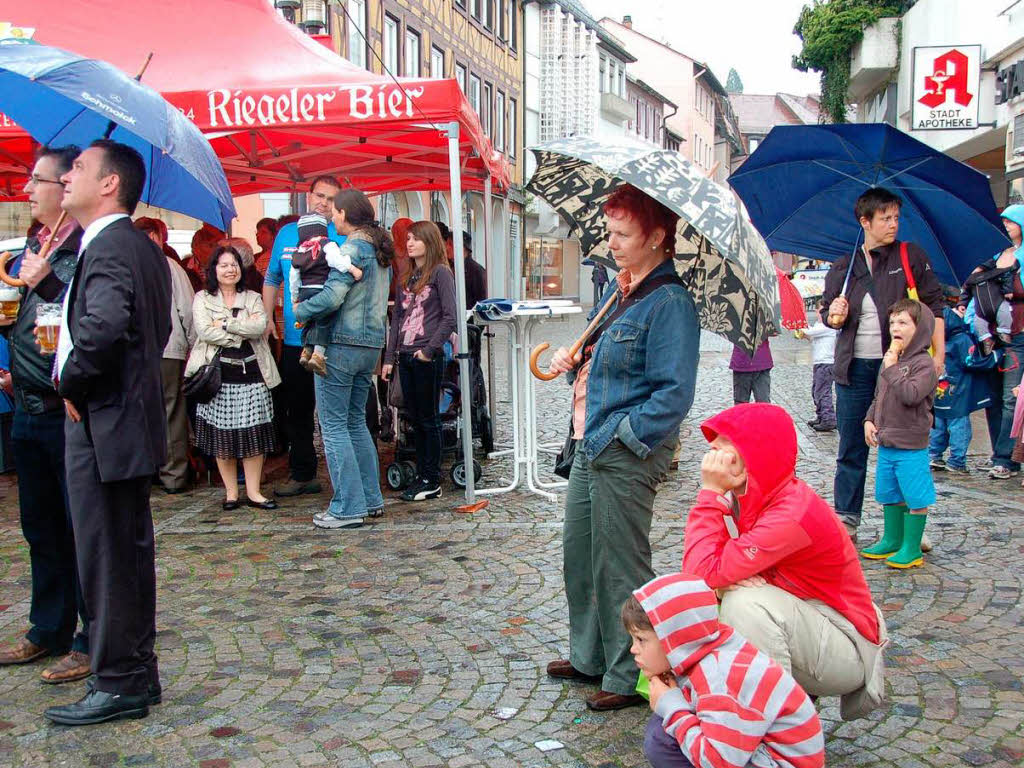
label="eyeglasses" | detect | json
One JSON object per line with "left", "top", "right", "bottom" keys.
{"left": 27, "top": 175, "right": 65, "bottom": 187}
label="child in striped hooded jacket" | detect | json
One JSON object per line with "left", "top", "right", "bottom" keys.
{"left": 625, "top": 573, "right": 824, "bottom": 768}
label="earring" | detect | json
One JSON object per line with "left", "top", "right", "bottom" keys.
{"left": 652, "top": 245, "right": 658, "bottom": 250}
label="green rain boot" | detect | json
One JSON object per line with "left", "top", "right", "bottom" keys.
{"left": 886, "top": 512, "right": 927, "bottom": 569}
{"left": 861, "top": 504, "right": 906, "bottom": 560}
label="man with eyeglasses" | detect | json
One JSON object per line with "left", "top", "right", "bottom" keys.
{"left": 0, "top": 145, "right": 91, "bottom": 686}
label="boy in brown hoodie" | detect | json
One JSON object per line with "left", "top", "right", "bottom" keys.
{"left": 861, "top": 298, "right": 937, "bottom": 569}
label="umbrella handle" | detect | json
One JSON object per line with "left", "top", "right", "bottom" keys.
{"left": 529, "top": 290, "right": 620, "bottom": 381}
{"left": 0, "top": 210, "right": 69, "bottom": 288}
{"left": 0, "top": 252, "right": 24, "bottom": 287}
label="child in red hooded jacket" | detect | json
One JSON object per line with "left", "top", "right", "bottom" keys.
{"left": 682, "top": 403, "right": 887, "bottom": 720}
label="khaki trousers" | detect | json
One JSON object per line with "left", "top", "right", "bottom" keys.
{"left": 159, "top": 358, "right": 189, "bottom": 490}
{"left": 719, "top": 584, "right": 866, "bottom": 697}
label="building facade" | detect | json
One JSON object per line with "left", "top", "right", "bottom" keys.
{"left": 274, "top": 0, "right": 525, "bottom": 298}
{"left": 846, "top": 0, "right": 1024, "bottom": 207}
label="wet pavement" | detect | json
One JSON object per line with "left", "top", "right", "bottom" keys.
{"left": 0, "top": 315, "right": 1021, "bottom": 767}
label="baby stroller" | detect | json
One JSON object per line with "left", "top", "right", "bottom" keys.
{"left": 384, "top": 323, "right": 493, "bottom": 490}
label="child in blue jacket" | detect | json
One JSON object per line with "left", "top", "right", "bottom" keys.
{"left": 929, "top": 307, "right": 996, "bottom": 473}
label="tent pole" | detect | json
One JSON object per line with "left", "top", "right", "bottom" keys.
{"left": 447, "top": 121, "right": 476, "bottom": 502}
{"left": 483, "top": 176, "right": 497, "bottom": 435}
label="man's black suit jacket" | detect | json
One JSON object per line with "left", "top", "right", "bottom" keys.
{"left": 58, "top": 216, "right": 172, "bottom": 483}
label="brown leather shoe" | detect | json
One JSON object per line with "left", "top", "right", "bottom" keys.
{"left": 586, "top": 691, "right": 645, "bottom": 711}
{"left": 545, "top": 659, "right": 602, "bottom": 682}
{"left": 0, "top": 637, "right": 50, "bottom": 666}
{"left": 40, "top": 650, "right": 91, "bottom": 684}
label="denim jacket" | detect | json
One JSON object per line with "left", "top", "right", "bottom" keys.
{"left": 576, "top": 259, "right": 700, "bottom": 461}
{"left": 293, "top": 232, "right": 391, "bottom": 349}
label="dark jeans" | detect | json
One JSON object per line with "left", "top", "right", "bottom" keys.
{"left": 994, "top": 333, "right": 1024, "bottom": 470}
{"left": 279, "top": 344, "right": 317, "bottom": 482}
{"left": 643, "top": 713, "right": 695, "bottom": 768}
{"left": 834, "top": 357, "right": 882, "bottom": 526}
{"left": 11, "top": 408, "right": 89, "bottom": 654}
{"left": 398, "top": 352, "right": 443, "bottom": 484}
{"left": 732, "top": 369, "right": 770, "bottom": 404}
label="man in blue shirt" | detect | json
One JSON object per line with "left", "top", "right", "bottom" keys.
{"left": 262, "top": 175, "right": 344, "bottom": 497}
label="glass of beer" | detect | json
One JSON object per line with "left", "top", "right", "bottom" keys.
{"left": 35, "top": 303, "right": 61, "bottom": 355}
{"left": 0, "top": 285, "right": 20, "bottom": 320}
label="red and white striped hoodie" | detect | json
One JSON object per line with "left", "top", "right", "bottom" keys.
{"left": 634, "top": 574, "right": 824, "bottom": 768}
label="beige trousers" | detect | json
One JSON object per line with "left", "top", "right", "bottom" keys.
{"left": 719, "top": 584, "right": 866, "bottom": 697}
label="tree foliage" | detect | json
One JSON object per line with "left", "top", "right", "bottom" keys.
{"left": 725, "top": 68, "right": 744, "bottom": 94}
{"left": 792, "top": 0, "right": 902, "bottom": 123}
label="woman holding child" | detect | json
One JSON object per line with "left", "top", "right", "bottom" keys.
{"left": 543, "top": 185, "right": 700, "bottom": 711}
{"left": 294, "top": 189, "right": 393, "bottom": 530}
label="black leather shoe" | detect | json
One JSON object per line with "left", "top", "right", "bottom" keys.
{"left": 44, "top": 690, "right": 149, "bottom": 725}
{"left": 246, "top": 498, "right": 278, "bottom": 510}
{"left": 222, "top": 499, "right": 239, "bottom": 511}
{"left": 86, "top": 676, "right": 161, "bottom": 706}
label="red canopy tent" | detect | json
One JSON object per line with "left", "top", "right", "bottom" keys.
{"left": 0, "top": 0, "right": 506, "bottom": 500}
{"left": 0, "top": 0, "right": 509, "bottom": 196}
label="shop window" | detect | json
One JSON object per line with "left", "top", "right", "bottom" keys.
{"left": 525, "top": 237, "right": 580, "bottom": 299}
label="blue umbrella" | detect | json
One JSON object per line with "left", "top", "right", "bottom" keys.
{"left": 728, "top": 123, "right": 1009, "bottom": 287}
{"left": 0, "top": 42, "right": 234, "bottom": 229}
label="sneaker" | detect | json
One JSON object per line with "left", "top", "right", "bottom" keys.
{"left": 275, "top": 478, "right": 323, "bottom": 497}
{"left": 974, "top": 457, "right": 995, "bottom": 471}
{"left": 806, "top": 419, "right": 820, "bottom": 428}
{"left": 989, "top": 465, "right": 1019, "bottom": 480}
{"left": 400, "top": 478, "right": 442, "bottom": 502}
{"left": 312, "top": 511, "right": 363, "bottom": 529}
{"left": 812, "top": 422, "right": 836, "bottom": 432}
{"left": 929, "top": 456, "right": 946, "bottom": 470}
{"left": 946, "top": 465, "right": 969, "bottom": 475}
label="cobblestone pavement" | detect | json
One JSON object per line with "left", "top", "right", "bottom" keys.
{"left": 0, "top": 315, "right": 1022, "bottom": 767}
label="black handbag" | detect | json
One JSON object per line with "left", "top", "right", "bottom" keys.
{"left": 183, "top": 351, "right": 222, "bottom": 404}
{"left": 553, "top": 418, "right": 577, "bottom": 480}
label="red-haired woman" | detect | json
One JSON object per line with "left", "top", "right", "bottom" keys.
{"left": 543, "top": 185, "right": 700, "bottom": 711}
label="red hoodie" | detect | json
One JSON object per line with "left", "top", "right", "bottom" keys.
{"left": 682, "top": 404, "right": 879, "bottom": 644}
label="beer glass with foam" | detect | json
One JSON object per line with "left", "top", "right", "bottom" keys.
{"left": 0, "top": 285, "right": 20, "bottom": 321}
{"left": 35, "top": 303, "right": 61, "bottom": 355}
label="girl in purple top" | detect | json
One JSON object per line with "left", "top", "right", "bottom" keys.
{"left": 382, "top": 221, "right": 457, "bottom": 502}
{"left": 730, "top": 339, "right": 773, "bottom": 404}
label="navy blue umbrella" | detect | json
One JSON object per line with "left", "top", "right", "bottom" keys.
{"left": 0, "top": 42, "right": 234, "bottom": 229}
{"left": 728, "top": 123, "right": 1009, "bottom": 286}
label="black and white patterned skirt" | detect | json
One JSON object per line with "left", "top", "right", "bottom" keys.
{"left": 193, "top": 383, "right": 277, "bottom": 459}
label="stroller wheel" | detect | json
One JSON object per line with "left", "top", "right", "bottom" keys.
{"left": 400, "top": 461, "right": 418, "bottom": 487}
{"left": 385, "top": 462, "right": 407, "bottom": 491}
{"left": 450, "top": 459, "right": 483, "bottom": 489}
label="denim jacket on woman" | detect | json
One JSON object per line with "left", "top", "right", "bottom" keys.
{"left": 574, "top": 258, "right": 700, "bottom": 461}
{"left": 293, "top": 231, "right": 392, "bottom": 349}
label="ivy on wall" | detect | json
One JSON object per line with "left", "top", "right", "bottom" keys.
{"left": 792, "top": 0, "right": 903, "bottom": 123}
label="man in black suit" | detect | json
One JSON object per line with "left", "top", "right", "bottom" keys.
{"left": 44, "top": 140, "right": 171, "bottom": 726}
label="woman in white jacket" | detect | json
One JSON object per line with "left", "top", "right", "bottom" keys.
{"left": 186, "top": 245, "right": 281, "bottom": 510}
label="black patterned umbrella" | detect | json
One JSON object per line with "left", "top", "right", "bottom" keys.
{"left": 527, "top": 137, "right": 780, "bottom": 353}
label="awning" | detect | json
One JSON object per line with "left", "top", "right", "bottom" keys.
{"left": 0, "top": 0, "right": 510, "bottom": 197}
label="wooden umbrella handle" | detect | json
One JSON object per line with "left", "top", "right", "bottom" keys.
{"left": 0, "top": 252, "right": 24, "bottom": 287}
{"left": 0, "top": 210, "right": 70, "bottom": 288}
{"left": 529, "top": 289, "right": 620, "bottom": 381}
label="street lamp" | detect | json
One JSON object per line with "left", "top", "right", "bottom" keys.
{"left": 275, "top": 0, "right": 300, "bottom": 24}
{"left": 299, "top": 0, "right": 328, "bottom": 33}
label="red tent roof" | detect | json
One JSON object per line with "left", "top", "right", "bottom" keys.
{"left": 0, "top": 0, "right": 509, "bottom": 198}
